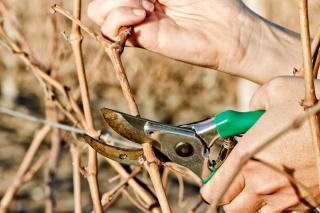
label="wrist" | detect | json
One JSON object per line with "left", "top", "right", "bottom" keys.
{"left": 244, "top": 16, "right": 301, "bottom": 84}
{"left": 212, "top": 5, "right": 302, "bottom": 84}
{"left": 204, "top": 5, "right": 265, "bottom": 80}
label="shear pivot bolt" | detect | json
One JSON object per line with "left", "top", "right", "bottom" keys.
{"left": 175, "top": 142, "right": 193, "bottom": 157}
{"left": 119, "top": 154, "right": 127, "bottom": 160}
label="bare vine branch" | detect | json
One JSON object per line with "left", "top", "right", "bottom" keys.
{"left": 0, "top": 126, "right": 51, "bottom": 211}
{"left": 298, "top": 0, "right": 320, "bottom": 192}
{"left": 69, "top": 0, "right": 102, "bottom": 211}
{"left": 70, "top": 144, "right": 82, "bottom": 213}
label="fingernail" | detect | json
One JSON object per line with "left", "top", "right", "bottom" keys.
{"left": 132, "top": 8, "right": 146, "bottom": 16}
{"left": 141, "top": 0, "right": 154, "bottom": 12}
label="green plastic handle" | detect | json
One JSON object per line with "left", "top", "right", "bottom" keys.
{"left": 215, "top": 110, "right": 265, "bottom": 139}
{"left": 202, "top": 110, "right": 265, "bottom": 184}
{"left": 203, "top": 167, "right": 218, "bottom": 184}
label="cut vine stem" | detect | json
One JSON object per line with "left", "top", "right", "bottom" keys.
{"left": 106, "top": 28, "right": 172, "bottom": 212}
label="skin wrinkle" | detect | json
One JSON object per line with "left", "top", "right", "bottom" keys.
{"left": 223, "top": 189, "right": 263, "bottom": 212}
{"left": 163, "top": 6, "right": 208, "bottom": 22}
{"left": 238, "top": 20, "right": 266, "bottom": 83}
{"left": 264, "top": 189, "right": 306, "bottom": 212}
{"left": 139, "top": 10, "right": 220, "bottom": 69}
{"left": 234, "top": 13, "right": 258, "bottom": 72}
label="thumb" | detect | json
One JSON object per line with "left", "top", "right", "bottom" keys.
{"left": 101, "top": 7, "right": 147, "bottom": 41}
{"left": 200, "top": 151, "right": 245, "bottom": 205}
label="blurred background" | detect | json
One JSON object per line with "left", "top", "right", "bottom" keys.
{"left": 0, "top": 0, "right": 319, "bottom": 212}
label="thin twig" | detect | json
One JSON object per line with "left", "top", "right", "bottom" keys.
{"left": 53, "top": 97, "right": 82, "bottom": 127}
{"left": 294, "top": 24, "right": 320, "bottom": 77}
{"left": 108, "top": 174, "right": 121, "bottom": 183}
{"left": 51, "top": 4, "right": 111, "bottom": 48}
{"left": 0, "top": 2, "right": 37, "bottom": 64}
{"left": 22, "top": 152, "right": 50, "bottom": 183}
{"left": 104, "top": 23, "right": 170, "bottom": 211}
{"left": 106, "top": 159, "right": 157, "bottom": 209}
{"left": 122, "top": 189, "right": 150, "bottom": 213}
{"left": 142, "top": 145, "right": 172, "bottom": 213}
{"left": 69, "top": 0, "right": 102, "bottom": 211}
{"left": 162, "top": 168, "right": 170, "bottom": 192}
{"left": 45, "top": 98, "right": 61, "bottom": 213}
{"left": 48, "top": 10, "right": 60, "bottom": 71}
{"left": 0, "top": 23, "right": 87, "bottom": 128}
{"left": 311, "top": 27, "right": 320, "bottom": 64}
{"left": 70, "top": 144, "right": 82, "bottom": 213}
{"left": 188, "top": 199, "right": 204, "bottom": 213}
{"left": 0, "top": 126, "right": 51, "bottom": 211}
{"left": 72, "top": 47, "right": 105, "bottom": 101}
{"left": 313, "top": 48, "right": 320, "bottom": 78}
{"left": 106, "top": 45, "right": 139, "bottom": 114}
{"left": 176, "top": 173, "right": 186, "bottom": 207}
{"left": 299, "top": 0, "right": 318, "bottom": 107}
{"left": 101, "top": 187, "right": 125, "bottom": 211}
{"left": 101, "top": 167, "right": 141, "bottom": 207}
{"left": 50, "top": 4, "right": 140, "bottom": 114}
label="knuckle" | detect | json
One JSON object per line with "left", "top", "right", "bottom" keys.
{"left": 101, "top": 9, "right": 124, "bottom": 37}
{"left": 219, "top": 196, "right": 233, "bottom": 206}
{"left": 241, "top": 161, "right": 257, "bottom": 175}
{"left": 252, "top": 183, "right": 267, "bottom": 195}
{"left": 242, "top": 160, "right": 258, "bottom": 173}
{"left": 253, "top": 185, "right": 270, "bottom": 195}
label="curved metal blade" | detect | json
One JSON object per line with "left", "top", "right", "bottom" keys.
{"left": 100, "top": 108, "right": 155, "bottom": 144}
{"left": 99, "top": 108, "right": 207, "bottom": 177}
{"left": 81, "top": 134, "right": 143, "bottom": 165}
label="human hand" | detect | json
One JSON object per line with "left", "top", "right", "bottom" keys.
{"left": 87, "top": 0, "right": 266, "bottom": 78}
{"left": 201, "top": 77, "right": 320, "bottom": 212}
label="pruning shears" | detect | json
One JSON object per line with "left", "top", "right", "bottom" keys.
{"left": 82, "top": 108, "right": 265, "bottom": 183}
